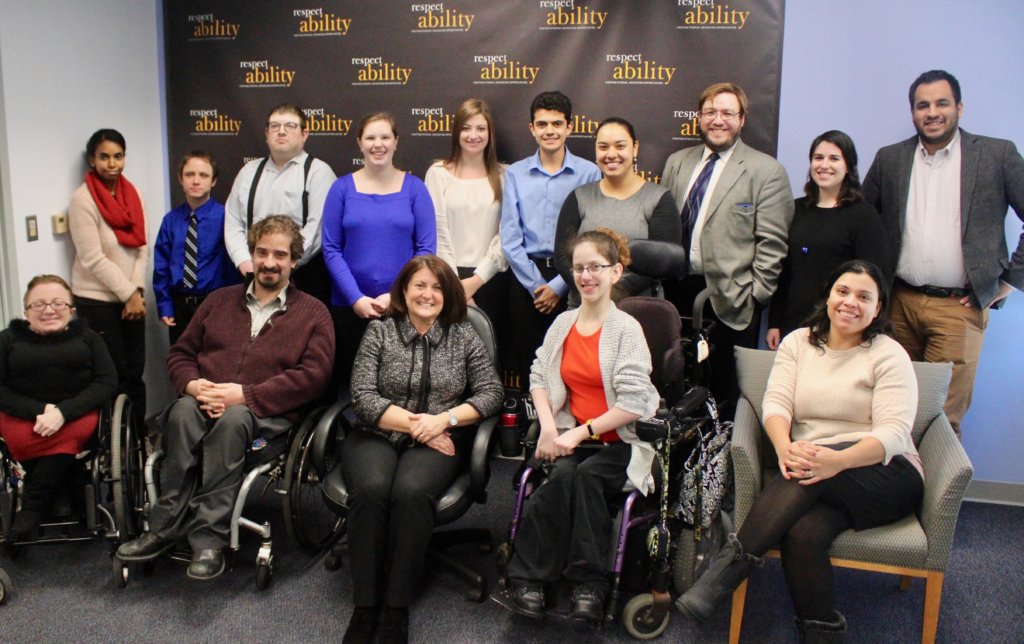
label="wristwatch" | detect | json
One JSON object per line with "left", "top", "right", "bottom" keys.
{"left": 447, "top": 411, "right": 458, "bottom": 427}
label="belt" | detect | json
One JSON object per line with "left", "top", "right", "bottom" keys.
{"left": 173, "top": 293, "right": 206, "bottom": 306}
{"left": 528, "top": 255, "right": 556, "bottom": 268}
{"left": 896, "top": 278, "right": 971, "bottom": 299}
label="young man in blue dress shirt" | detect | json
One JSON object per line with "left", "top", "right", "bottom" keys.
{"left": 500, "top": 91, "right": 601, "bottom": 390}
{"left": 153, "top": 151, "right": 240, "bottom": 344}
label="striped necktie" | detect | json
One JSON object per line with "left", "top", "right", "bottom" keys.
{"left": 182, "top": 211, "right": 198, "bottom": 289}
{"left": 681, "top": 152, "right": 720, "bottom": 255}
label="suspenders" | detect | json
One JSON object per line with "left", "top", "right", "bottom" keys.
{"left": 245, "top": 154, "right": 316, "bottom": 229}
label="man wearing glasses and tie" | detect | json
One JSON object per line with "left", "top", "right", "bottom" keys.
{"left": 223, "top": 103, "right": 336, "bottom": 303}
{"left": 662, "top": 82, "right": 793, "bottom": 416}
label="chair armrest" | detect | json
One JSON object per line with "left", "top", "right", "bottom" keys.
{"left": 309, "top": 400, "right": 352, "bottom": 478}
{"left": 731, "top": 397, "right": 764, "bottom": 532}
{"left": 917, "top": 414, "right": 974, "bottom": 570}
{"left": 469, "top": 415, "right": 499, "bottom": 503}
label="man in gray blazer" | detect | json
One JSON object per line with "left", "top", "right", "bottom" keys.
{"left": 662, "top": 82, "right": 793, "bottom": 414}
{"left": 863, "top": 69, "right": 1024, "bottom": 438}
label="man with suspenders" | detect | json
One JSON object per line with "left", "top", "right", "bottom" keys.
{"left": 224, "top": 103, "right": 336, "bottom": 303}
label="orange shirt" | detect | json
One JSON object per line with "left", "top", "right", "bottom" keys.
{"left": 560, "top": 324, "right": 620, "bottom": 443}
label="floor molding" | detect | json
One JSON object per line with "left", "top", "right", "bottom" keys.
{"left": 965, "top": 479, "right": 1024, "bottom": 506}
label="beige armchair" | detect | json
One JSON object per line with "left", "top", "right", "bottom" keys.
{"left": 728, "top": 347, "right": 973, "bottom": 644}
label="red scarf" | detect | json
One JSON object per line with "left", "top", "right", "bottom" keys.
{"left": 84, "top": 171, "right": 146, "bottom": 248}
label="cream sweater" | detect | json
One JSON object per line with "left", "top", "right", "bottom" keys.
{"left": 763, "top": 328, "right": 922, "bottom": 475}
{"left": 68, "top": 182, "right": 148, "bottom": 303}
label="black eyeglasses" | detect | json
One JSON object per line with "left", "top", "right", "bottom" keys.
{"left": 571, "top": 263, "right": 614, "bottom": 275}
{"left": 27, "top": 300, "right": 70, "bottom": 312}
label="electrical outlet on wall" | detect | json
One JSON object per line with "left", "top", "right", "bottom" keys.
{"left": 26, "top": 215, "right": 38, "bottom": 241}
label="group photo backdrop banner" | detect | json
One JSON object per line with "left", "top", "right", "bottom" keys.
{"left": 164, "top": 0, "right": 785, "bottom": 200}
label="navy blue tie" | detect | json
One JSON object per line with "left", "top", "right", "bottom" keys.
{"left": 681, "top": 152, "right": 720, "bottom": 257}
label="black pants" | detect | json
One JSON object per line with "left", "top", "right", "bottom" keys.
{"left": 507, "top": 442, "right": 631, "bottom": 594}
{"left": 341, "top": 429, "right": 466, "bottom": 607}
{"left": 147, "top": 397, "right": 289, "bottom": 549}
{"left": 663, "top": 275, "right": 762, "bottom": 418}
{"left": 507, "top": 262, "right": 566, "bottom": 392}
{"left": 330, "top": 306, "right": 371, "bottom": 395}
{"left": 74, "top": 296, "right": 146, "bottom": 419}
{"left": 737, "top": 454, "right": 923, "bottom": 620}
{"left": 293, "top": 252, "right": 333, "bottom": 307}
{"left": 458, "top": 267, "right": 510, "bottom": 379}
{"left": 169, "top": 293, "right": 208, "bottom": 345}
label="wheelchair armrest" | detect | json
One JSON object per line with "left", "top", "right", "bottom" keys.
{"left": 524, "top": 420, "right": 540, "bottom": 449}
{"left": 309, "top": 401, "right": 352, "bottom": 478}
{"left": 917, "top": 414, "right": 974, "bottom": 570}
{"left": 469, "top": 415, "right": 499, "bottom": 503}
{"left": 731, "top": 397, "right": 764, "bottom": 531}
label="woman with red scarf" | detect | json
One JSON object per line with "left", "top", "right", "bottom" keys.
{"left": 68, "top": 129, "right": 148, "bottom": 418}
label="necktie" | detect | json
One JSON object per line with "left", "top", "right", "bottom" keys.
{"left": 182, "top": 211, "right": 198, "bottom": 289}
{"left": 681, "top": 152, "right": 720, "bottom": 257}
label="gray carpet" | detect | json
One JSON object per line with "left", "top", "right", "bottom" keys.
{"left": 2, "top": 458, "right": 1021, "bottom": 643}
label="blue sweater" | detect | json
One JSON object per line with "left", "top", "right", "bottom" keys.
{"left": 322, "top": 173, "right": 436, "bottom": 307}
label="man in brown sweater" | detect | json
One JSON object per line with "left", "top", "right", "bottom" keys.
{"left": 116, "top": 216, "right": 334, "bottom": 579}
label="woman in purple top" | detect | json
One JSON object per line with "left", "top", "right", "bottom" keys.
{"left": 322, "top": 112, "right": 436, "bottom": 390}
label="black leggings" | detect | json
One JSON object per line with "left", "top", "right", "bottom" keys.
{"left": 737, "top": 456, "right": 923, "bottom": 621}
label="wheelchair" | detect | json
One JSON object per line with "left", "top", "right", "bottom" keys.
{"left": 111, "top": 402, "right": 345, "bottom": 590}
{"left": 0, "top": 394, "right": 144, "bottom": 596}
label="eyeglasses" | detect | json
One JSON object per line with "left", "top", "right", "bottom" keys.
{"left": 700, "top": 109, "right": 740, "bottom": 121}
{"left": 267, "top": 121, "right": 301, "bottom": 133}
{"left": 571, "top": 263, "right": 614, "bottom": 275}
{"left": 27, "top": 300, "right": 70, "bottom": 312}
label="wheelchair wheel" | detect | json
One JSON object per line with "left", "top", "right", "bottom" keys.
{"left": 283, "top": 406, "right": 345, "bottom": 552}
{"left": 255, "top": 562, "right": 272, "bottom": 591}
{"left": 622, "top": 593, "right": 670, "bottom": 639}
{"left": 673, "top": 513, "right": 729, "bottom": 594}
{"left": 110, "top": 395, "right": 145, "bottom": 542}
{"left": 0, "top": 567, "right": 12, "bottom": 604}
{"left": 111, "top": 556, "right": 129, "bottom": 589}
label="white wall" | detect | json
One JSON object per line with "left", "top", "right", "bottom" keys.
{"left": 776, "top": 0, "right": 1024, "bottom": 491}
{"left": 0, "top": 0, "right": 172, "bottom": 414}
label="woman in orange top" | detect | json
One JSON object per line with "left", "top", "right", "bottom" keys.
{"left": 505, "top": 228, "right": 659, "bottom": 622}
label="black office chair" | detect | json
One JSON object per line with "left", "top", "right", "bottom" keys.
{"left": 316, "top": 305, "right": 501, "bottom": 601}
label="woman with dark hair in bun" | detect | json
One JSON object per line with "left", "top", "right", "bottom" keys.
{"left": 68, "top": 128, "right": 148, "bottom": 418}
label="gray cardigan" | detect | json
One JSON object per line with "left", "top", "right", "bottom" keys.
{"left": 530, "top": 304, "right": 660, "bottom": 493}
{"left": 351, "top": 314, "right": 504, "bottom": 444}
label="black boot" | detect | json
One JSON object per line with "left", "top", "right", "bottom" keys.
{"left": 377, "top": 606, "right": 408, "bottom": 644}
{"left": 796, "top": 610, "right": 846, "bottom": 643}
{"left": 342, "top": 606, "right": 379, "bottom": 644}
{"left": 9, "top": 454, "right": 74, "bottom": 542}
{"left": 675, "top": 533, "right": 762, "bottom": 622}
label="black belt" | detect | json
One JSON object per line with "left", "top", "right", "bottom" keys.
{"left": 173, "top": 293, "right": 206, "bottom": 306}
{"left": 896, "top": 278, "right": 971, "bottom": 299}
{"left": 528, "top": 255, "right": 556, "bottom": 268}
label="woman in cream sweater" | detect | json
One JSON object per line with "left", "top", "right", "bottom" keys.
{"left": 676, "top": 259, "right": 922, "bottom": 642}
{"left": 68, "top": 128, "right": 147, "bottom": 418}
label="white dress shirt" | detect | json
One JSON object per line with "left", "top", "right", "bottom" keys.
{"left": 898, "top": 131, "right": 966, "bottom": 288}
{"left": 686, "top": 143, "right": 737, "bottom": 275}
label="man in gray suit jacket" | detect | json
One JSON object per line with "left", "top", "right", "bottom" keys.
{"left": 662, "top": 82, "right": 793, "bottom": 414}
{"left": 863, "top": 69, "right": 1024, "bottom": 437}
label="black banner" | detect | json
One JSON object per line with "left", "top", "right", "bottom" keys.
{"left": 164, "top": 0, "right": 785, "bottom": 200}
